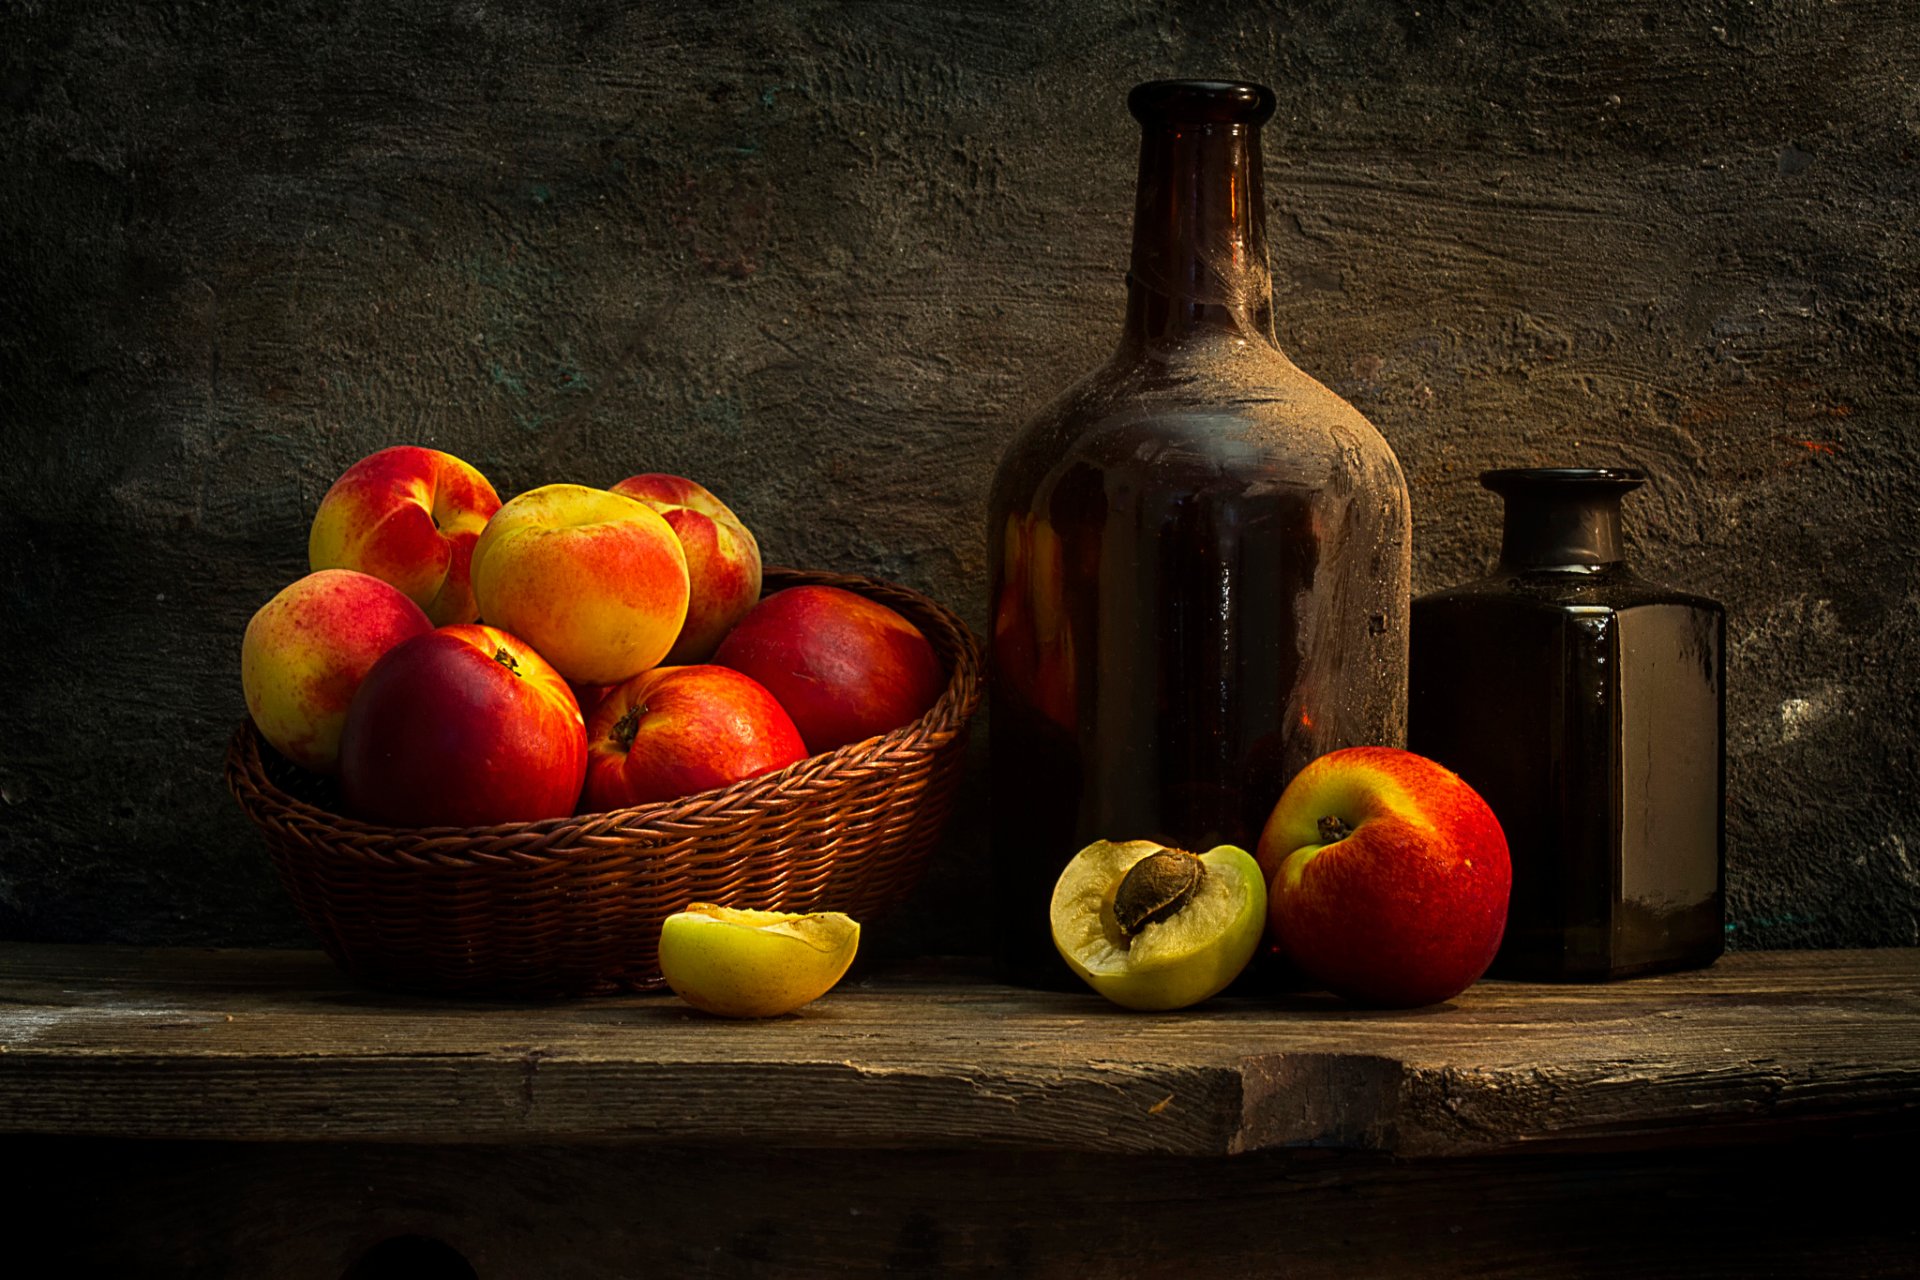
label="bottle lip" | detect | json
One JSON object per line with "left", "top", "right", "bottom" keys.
{"left": 1129, "top": 80, "right": 1276, "bottom": 126}
{"left": 1481, "top": 466, "right": 1647, "bottom": 494}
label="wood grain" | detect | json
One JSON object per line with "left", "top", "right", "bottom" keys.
{"left": 1, "top": 944, "right": 1914, "bottom": 1157}
{"left": 6, "top": 1135, "right": 1916, "bottom": 1278}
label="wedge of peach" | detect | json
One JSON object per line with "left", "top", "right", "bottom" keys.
{"left": 658, "top": 905, "right": 860, "bottom": 1018}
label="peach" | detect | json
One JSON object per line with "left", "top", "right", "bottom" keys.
{"left": 715, "top": 585, "right": 945, "bottom": 754}
{"left": 584, "top": 665, "right": 807, "bottom": 811}
{"left": 1050, "top": 840, "right": 1267, "bottom": 1011}
{"left": 240, "top": 569, "right": 434, "bottom": 774}
{"left": 658, "top": 905, "right": 861, "bottom": 1018}
{"left": 338, "top": 624, "right": 587, "bottom": 826}
{"left": 1258, "top": 747, "right": 1511, "bottom": 1007}
{"left": 610, "top": 474, "right": 762, "bottom": 663}
{"left": 307, "top": 446, "right": 502, "bottom": 626}
{"left": 469, "top": 484, "right": 690, "bottom": 686}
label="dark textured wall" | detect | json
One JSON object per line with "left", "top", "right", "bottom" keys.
{"left": 3, "top": 1, "right": 1915, "bottom": 956}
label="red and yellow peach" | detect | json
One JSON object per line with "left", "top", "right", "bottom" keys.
{"left": 1257, "top": 747, "right": 1511, "bottom": 1007}
{"left": 715, "top": 585, "right": 943, "bottom": 754}
{"left": 583, "top": 665, "right": 807, "bottom": 811}
{"left": 610, "top": 474, "right": 762, "bottom": 664}
{"left": 307, "top": 446, "right": 501, "bottom": 626}
{"left": 469, "top": 484, "right": 690, "bottom": 686}
{"left": 338, "top": 624, "right": 587, "bottom": 826}
{"left": 240, "top": 569, "right": 434, "bottom": 774}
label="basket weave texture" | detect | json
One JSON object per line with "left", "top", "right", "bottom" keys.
{"left": 227, "top": 567, "right": 981, "bottom": 997}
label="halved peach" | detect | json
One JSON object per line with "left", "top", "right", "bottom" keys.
{"left": 1050, "top": 840, "right": 1266, "bottom": 1011}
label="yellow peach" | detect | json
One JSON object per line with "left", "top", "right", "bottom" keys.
{"left": 307, "top": 446, "right": 502, "bottom": 626}
{"left": 470, "top": 484, "right": 690, "bottom": 685}
{"left": 610, "top": 474, "right": 763, "bottom": 663}
{"left": 658, "top": 905, "right": 860, "bottom": 1018}
{"left": 240, "top": 569, "right": 434, "bottom": 773}
{"left": 1050, "top": 841, "right": 1267, "bottom": 1011}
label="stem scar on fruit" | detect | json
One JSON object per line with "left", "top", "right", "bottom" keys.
{"left": 1317, "top": 815, "right": 1352, "bottom": 844}
{"left": 612, "top": 703, "right": 646, "bottom": 752}
{"left": 492, "top": 646, "right": 521, "bottom": 675}
{"left": 1112, "top": 848, "right": 1204, "bottom": 938}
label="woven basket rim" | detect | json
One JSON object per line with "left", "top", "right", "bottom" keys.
{"left": 229, "top": 565, "right": 982, "bottom": 850}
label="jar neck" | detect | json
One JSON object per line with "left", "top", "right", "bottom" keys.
{"left": 1484, "top": 469, "right": 1646, "bottom": 571}
{"left": 1122, "top": 118, "right": 1277, "bottom": 348}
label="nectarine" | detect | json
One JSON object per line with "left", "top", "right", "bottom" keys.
{"left": 1257, "top": 747, "right": 1511, "bottom": 1007}
{"left": 610, "top": 474, "right": 762, "bottom": 664}
{"left": 584, "top": 665, "right": 807, "bottom": 811}
{"left": 338, "top": 624, "right": 587, "bottom": 826}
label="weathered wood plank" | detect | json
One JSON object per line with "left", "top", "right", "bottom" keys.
{"left": 0, "top": 945, "right": 1915, "bottom": 1155}
{"left": 8, "top": 1135, "right": 1916, "bottom": 1279}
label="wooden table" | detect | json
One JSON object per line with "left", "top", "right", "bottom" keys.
{"left": 2, "top": 945, "right": 1915, "bottom": 1277}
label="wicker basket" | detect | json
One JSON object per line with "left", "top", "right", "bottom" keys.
{"left": 227, "top": 567, "right": 981, "bottom": 998}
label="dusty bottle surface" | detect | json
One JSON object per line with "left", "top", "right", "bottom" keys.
{"left": 988, "top": 80, "right": 1411, "bottom": 986}
{"left": 1410, "top": 468, "right": 1726, "bottom": 980}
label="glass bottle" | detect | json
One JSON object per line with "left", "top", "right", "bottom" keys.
{"left": 988, "top": 80, "right": 1412, "bottom": 986}
{"left": 1410, "top": 468, "right": 1725, "bottom": 980}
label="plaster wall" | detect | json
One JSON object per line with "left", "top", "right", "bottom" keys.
{"left": 2, "top": 1, "right": 1915, "bottom": 953}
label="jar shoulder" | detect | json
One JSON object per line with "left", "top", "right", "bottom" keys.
{"left": 993, "top": 335, "right": 1406, "bottom": 512}
{"left": 1415, "top": 568, "right": 1724, "bottom": 618}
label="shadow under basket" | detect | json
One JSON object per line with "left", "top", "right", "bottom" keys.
{"left": 227, "top": 567, "right": 982, "bottom": 998}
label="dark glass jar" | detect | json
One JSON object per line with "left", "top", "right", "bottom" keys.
{"left": 1410, "top": 468, "right": 1725, "bottom": 980}
{"left": 988, "top": 80, "right": 1411, "bottom": 986}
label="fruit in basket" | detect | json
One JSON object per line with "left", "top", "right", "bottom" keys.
{"left": 583, "top": 665, "right": 807, "bottom": 810}
{"left": 611, "top": 474, "right": 762, "bottom": 664}
{"left": 1256, "top": 747, "right": 1510, "bottom": 1008}
{"left": 658, "top": 904, "right": 860, "bottom": 1017}
{"left": 470, "top": 484, "right": 690, "bottom": 686}
{"left": 714, "top": 585, "right": 943, "bottom": 753}
{"left": 240, "top": 570, "right": 435, "bottom": 774}
{"left": 307, "top": 445, "right": 502, "bottom": 626}
{"left": 1049, "top": 839, "right": 1267, "bottom": 1011}
{"left": 338, "top": 624, "right": 588, "bottom": 826}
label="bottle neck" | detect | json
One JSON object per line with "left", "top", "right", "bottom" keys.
{"left": 1484, "top": 469, "right": 1645, "bottom": 572}
{"left": 1498, "top": 492, "right": 1627, "bottom": 570}
{"left": 1122, "top": 121, "right": 1276, "bottom": 348}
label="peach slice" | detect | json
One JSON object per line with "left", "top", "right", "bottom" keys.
{"left": 658, "top": 905, "right": 860, "bottom": 1018}
{"left": 1050, "top": 840, "right": 1266, "bottom": 1011}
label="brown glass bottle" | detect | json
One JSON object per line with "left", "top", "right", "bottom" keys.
{"left": 988, "top": 81, "right": 1411, "bottom": 986}
{"left": 1410, "top": 469, "right": 1725, "bottom": 980}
